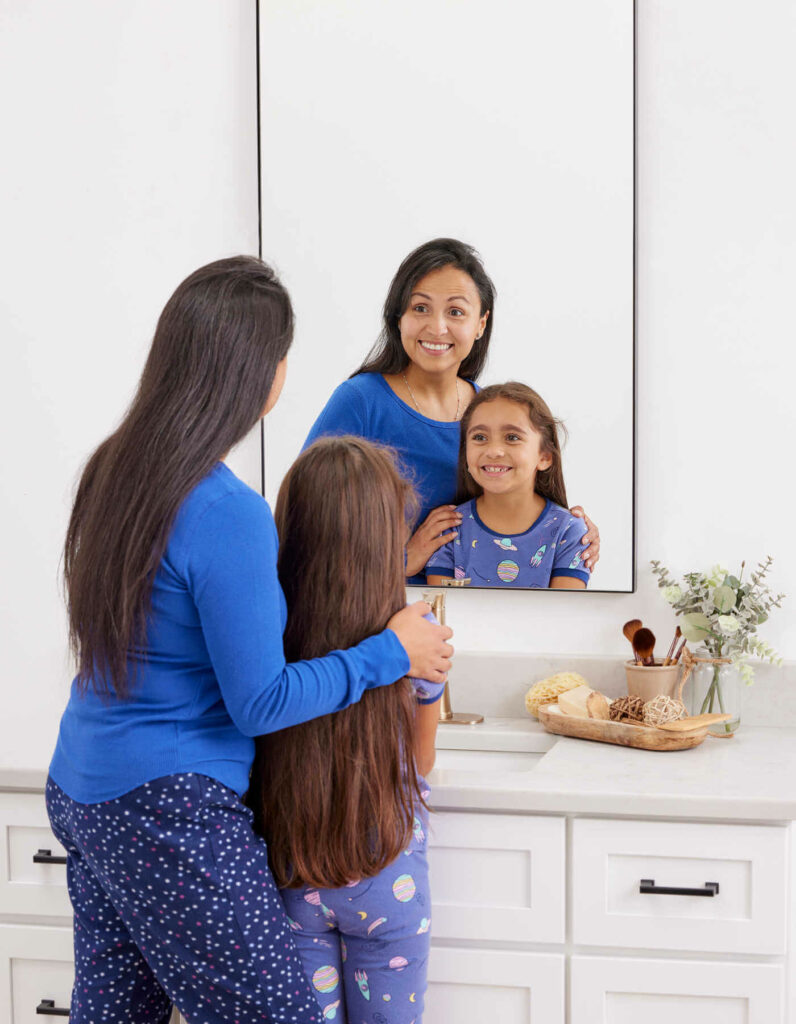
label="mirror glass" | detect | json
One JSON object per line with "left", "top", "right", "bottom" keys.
{"left": 259, "top": 0, "right": 634, "bottom": 591}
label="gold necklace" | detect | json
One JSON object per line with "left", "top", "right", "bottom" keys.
{"left": 402, "top": 373, "right": 461, "bottom": 421}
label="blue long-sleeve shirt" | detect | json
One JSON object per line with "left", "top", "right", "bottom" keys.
{"left": 49, "top": 463, "right": 410, "bottom": 802}
{"left": 304, "top": 373, "right": 480, "bottom": 583}
{"left": 304, "top": 373, "right": 478, "bottom": 524}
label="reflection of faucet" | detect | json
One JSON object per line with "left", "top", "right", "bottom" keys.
{"left": 424, "top": 591, "right": 484, "bottom": 726}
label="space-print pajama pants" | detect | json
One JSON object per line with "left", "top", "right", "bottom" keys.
{"left": 279, "top": 805, "right": 431, "bottom": 1024}
{"left": 46, "top": 774, "right": 321, "bottom": 1024}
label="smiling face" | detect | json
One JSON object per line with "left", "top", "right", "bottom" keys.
{"left": 466, "top": 397, "right": 553, "bottom": 496}
{"left": 398, "top": 265, "right": 489, "bottom": 376}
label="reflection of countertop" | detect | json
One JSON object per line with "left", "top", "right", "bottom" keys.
{"left": 430, "top": 717, "right": 796, "bottom": 822}
{"left": 4, "top": 718, "right": 795, "bottom": 823}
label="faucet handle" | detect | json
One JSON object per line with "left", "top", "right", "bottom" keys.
{"left": 422, "top": 591, "right": 483, "bottom": 726}
{"left": 423, "top": 591, "right": 446, "bottom": 626}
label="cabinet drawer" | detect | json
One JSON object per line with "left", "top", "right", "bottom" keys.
{"left": 428, "top": 946, "right": 564, "bottom": 1024}
{"left": 570, "top": 955, "right": 784, "bottom": 1024}
{"left": 572, "top": 818, "right": 788, "bottom": 955}
{"left": 0, "top": 924, "right": 73, "bottom": 1023}
{"left": 428, "top": 812, "right": 565, "bottom": 943}
{"left": 0, "top": 794, "right": 71, "bottom": 920}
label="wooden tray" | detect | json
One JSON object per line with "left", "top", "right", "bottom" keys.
{"left": 537, "top": 704, "right": 709, "bottom": 751}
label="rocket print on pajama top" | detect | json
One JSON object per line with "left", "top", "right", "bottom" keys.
{"left": 280, "top": 806, "right": 431, "bottom": 1023}
{"left": 425, "top": 497, "right": 591, "bottom": 588}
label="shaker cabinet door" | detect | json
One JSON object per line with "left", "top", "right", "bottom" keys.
{"left": 571, "top": 817, "right": 788, "bottom": 955}
{"left": 428, "top": 812, "right": 565, "bottom": 943}
{"left": 428, "top": 946, "right": 564, "bottom": 1024}
{"left": 570, "top": 955, "right": 784, "bottom": 1024}
{"left": 0, "top": 794, "right": 72, "bottom": 920}
{"left": 0, "top": 924, "right": 73, "bottom": 1024}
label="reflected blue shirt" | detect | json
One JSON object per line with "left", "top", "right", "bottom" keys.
{"left": 303, "top": 372, "right": 477, "bottom": 523}
{"left": 425, "top": 498, "right": 590, "bottom": 588}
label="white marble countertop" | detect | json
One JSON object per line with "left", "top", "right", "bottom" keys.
{"left": 429, "top": 717, "right": 796, "bottom": 823}
{"left": 3, "top": 717, "right": 795, "bottom": 823}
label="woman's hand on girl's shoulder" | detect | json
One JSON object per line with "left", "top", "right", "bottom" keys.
{"left": 387, "top": 602, "right": 453, "bottom": 683}
{"left": 569, "top": 506, "right": 600, "bottom": 571}
{"left": 405, "top": 505, "right": 463, "bottom": 577}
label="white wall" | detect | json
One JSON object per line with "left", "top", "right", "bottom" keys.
{"left": 2, "top": 1, "right": 793, "bottom": 774}
{"left": 441, "top": 1, "right": 795, "bottom": 662}
{"left": 0, "top": 2, "right": 260, "bottom": 770}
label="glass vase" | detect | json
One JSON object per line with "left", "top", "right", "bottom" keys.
{"left": 688, "top": 647, "right": 741, "bottom": 733}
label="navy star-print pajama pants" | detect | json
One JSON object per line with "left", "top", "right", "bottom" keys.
{"left": 46, "top": 774, "right": 322, "bottom": 1024}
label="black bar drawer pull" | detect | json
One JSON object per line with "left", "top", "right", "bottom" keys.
{"left": 36, "top": 999, "right": 70, "bottom": 1016}
{"left": 640, "top": 878, "right": 719, "bottom": 897}
{"left": 33, "top": 848, "right": 67, "bottom": 865}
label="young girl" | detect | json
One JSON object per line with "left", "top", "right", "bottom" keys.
{"left": 426, "top": 382, "right": 591, "bottom": 589}
{"left": 247, "top": 436, "right": 444, "bottom": 1024}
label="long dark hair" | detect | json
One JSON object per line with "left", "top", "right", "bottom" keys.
{"left": 353, "top": 237, "right": 496, "bottom": 381}
{"left": 64, "top": 256, "right": 294, "bottom": 699}
{"left": 457, "top": 382, "right": 569, "bottom": 507}
{"left": 247, "top": 436, "right": 423, "bottom": 889}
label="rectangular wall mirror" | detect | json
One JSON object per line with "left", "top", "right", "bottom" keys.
{"left": 259, "top": 0, "right": 635, "bottom": 592}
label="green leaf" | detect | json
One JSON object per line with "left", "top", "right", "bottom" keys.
{"left": 712, "top": 585, "right": 736, "bottom": 613}
{"left": 681, "top": 612, "right": 712, "bottom": 643}
{"left": 757, "top": 612, "right": 768, "bottom": 624}
{"left": 727, "top": 576, "right": 740, "bottom": 589}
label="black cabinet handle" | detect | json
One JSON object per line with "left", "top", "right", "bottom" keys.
{"left": 640, "top": 878, "right": 719, "bottom": 897}
{"left": 36, "top": 999, "right": 70, "bottom": 1016}
{"left": 33, "top": 848, "right": 67, "bottom": 865}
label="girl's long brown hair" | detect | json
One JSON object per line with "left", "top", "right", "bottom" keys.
{"left": 64, "top": 256, "right": 294, "bottom": 699}
{"left": 247, "top": 437, "right": 423, "bottom": 889}
{"left": 457, "top": 382, "right": 569, "bottom": 507}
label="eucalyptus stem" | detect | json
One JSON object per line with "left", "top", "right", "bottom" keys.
{"left": 699, "top": 665, "right": 721, "bottom": 715}
{"left": 713, "top": 666, "right": 735, "bottom": 734}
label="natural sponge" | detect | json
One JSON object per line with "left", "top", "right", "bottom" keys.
{"left": 524, "top": 672, "right": 589, "bottom": 718}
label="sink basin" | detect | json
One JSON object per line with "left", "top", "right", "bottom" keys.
{"left": 430, "top": 747, "right": 544, "bottom": 774}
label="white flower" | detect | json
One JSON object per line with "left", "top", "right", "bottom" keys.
{"left": 717, "top": 614, "right": 741, "bottom": 635}
{"left": 662, "top": 585, "right": 682, "bottom": 604}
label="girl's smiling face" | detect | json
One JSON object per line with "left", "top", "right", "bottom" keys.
{"left": 466, "top": 398, "right": 553, "bottom": 495}
{"left": 399, "top": 265, "right": 489, "bottom": 375}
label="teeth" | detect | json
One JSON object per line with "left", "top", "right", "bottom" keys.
{"left": 420, "top": 341, "right": 452, "bottom": 351}
{"left": 482, "top": 466, "right": 510, "bottom": 474}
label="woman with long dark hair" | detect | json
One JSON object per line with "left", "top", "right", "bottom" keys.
{"left": 248, "top": 436, "right": 444, "bottom": 1023}
{"left": 303, "top": 238, "right": 600, "bottom": 582}
{"left": 46, "top": 256, "right": 452, "bottom": 1023}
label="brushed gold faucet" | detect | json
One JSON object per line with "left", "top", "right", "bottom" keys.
{"left": 424, "top": 591, "right": 483, "bottom": 726}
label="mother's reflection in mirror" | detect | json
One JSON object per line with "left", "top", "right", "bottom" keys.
{"left": 303, "top": 238, "right": 600, "bottom": 583}
{"left": 426, "top": 383, "right": 589, "bottom": 589}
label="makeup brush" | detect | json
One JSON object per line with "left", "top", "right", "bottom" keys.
{"left": 623, "top": 619, "right": 643, "bottom": 662}
{"left": 662, "top": 626, "right": 681, "bottom": 666}
{"left": 672, "top": 636, "right": 688, "bottom": 664}
{"left": 632, "top": 627, "right": 656, "bottom": 666}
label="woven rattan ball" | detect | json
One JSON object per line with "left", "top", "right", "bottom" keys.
{"left": 609, "top": 695, "right": 645, "bottom": 724}
{"left": 643, "top": 694, "right": 686, "bottom": 727}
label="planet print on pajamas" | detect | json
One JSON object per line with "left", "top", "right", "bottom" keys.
{"left": 279, "top": 809, "right": 431, "bottom": 1023}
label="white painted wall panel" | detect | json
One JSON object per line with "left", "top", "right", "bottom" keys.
{"left": 0, "top": 1, "right": 260, "bottom": 769}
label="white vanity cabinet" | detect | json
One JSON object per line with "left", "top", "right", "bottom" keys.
{"left": 570, "top": 956, "right": 784, "bottom": 1024}
{"left": 0, "top": 791, "right": 74, "bottom": 1022}
{"left": 1, "top": 776, "right": 792, "bottom": 1023}
{"left": 426, "top": 811, "right": 793, "bottom": 1024}
{"left": 0, "top": 787, "right": 186, "bottom": 1024}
